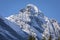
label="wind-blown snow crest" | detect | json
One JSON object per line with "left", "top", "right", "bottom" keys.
{"left": 27, "top": 4, "right": 39, "bottom": 13}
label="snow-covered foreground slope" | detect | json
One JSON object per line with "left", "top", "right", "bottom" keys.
{"left": 0, "top": 16, "right": 29, "bottom": 40}
{"left": 0, "top": 4, "right": 60, "bottom": 40}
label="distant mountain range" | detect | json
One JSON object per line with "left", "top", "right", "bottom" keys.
{"left": 0, "top": 4, "right": 60, "bottom": 40}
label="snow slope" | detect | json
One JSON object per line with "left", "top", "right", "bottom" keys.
{"left": 0, "top": 16, "right": 28, "bottom": 40}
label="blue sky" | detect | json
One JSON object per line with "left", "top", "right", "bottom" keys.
{"left": 0, "top": 0, "right": 60, "bottom": 22}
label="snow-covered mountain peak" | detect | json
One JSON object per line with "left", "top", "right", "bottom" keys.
{"left": 16, "top": 4, "right": 43, "bottom": 18}
{"left": 5, "top": 4, "right": 60, "bottom": 40}
{"left": 6, "top": 4, "right": 44, "bottom": 22}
